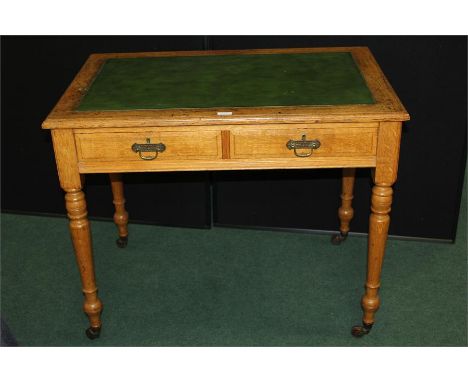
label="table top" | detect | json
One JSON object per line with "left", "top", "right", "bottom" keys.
{"left": 76, "top": 53, "right": 374, "bottom": 111}
{"left": 42, "top": 47, "right": 409, "bottom": 129}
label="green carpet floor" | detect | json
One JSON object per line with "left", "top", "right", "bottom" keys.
{"left": 1, "top": 178, "right": 466, "bottom": 346}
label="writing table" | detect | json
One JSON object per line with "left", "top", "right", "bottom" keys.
{"left": 42, "top": 47, "right": 410, "bottom": 340}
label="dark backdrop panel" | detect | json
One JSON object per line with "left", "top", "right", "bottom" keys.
{"left": 211, "top": 36, "right": 467, "bottom": 241}
{"left": 213, "top": 168, "right": 372, "bottom": 234}
{"left": 1, "top": 36, "right": 211, "bottom": 228}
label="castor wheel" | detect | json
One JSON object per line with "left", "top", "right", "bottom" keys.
{"left": 85, "top": 326, "right": 101, "bottom": 340}
{"left": 351, "top": 322, "right": 373, "bottom": 338}
{"left": 116, "top": 236, "right": 128, "bottom": 248}
{"left": 331, "top": 232, "right": 348, "bottom": 245}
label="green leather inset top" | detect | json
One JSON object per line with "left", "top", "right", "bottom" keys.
{"left": 76, "top": 53, "right": 374, "bottom": 111}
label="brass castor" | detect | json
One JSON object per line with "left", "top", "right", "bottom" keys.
{"left": 85, "top": 326, "right": 101, "bottom": 340}
{"left": 351, "top": 322, "right": 373, "bottom": 338}
{"left": 116, "top": 236, "right": 128, "bottom": 248}
{"left": 331, "top": 232, "right": 348, "bottom": 245}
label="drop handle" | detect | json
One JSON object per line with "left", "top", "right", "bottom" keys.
{"left": 132, "top": 138, "right": 166, "bottom": 160}
{"left": 286, "top": 135, "right": 321, "bottom": 157}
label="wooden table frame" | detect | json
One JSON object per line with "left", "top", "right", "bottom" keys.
{"left": 42, "top": 47, "right": 409, "bottom": 340}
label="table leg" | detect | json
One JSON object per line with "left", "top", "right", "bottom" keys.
{"left": 351, "top": 183, "right": 393, "bottom": 337}
{"left": 109, "top": 173, "right": 129, "bottom": 248}
{"left": 65, "top": 188, "right": 103, "bottom": 339}
{"left": 331, "top": 168, "right": 356, "bottom": 245}
{"left": 350, "top": 121, "right": 401, "bottom": 337}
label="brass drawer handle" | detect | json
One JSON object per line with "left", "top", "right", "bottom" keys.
{"left": 132, "top": 138, "right": 166, "bottom": 160}
{"left": 286, "top": 134, "right": 321, "bottom": 157}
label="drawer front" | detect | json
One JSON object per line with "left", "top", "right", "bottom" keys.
{"left": 75, "top": 130, "right": 222, "bottom": 162}
{"left": 230, "top": 126, "right": 378, "bottom": 159}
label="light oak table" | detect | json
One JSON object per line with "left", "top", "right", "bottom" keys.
{"left": 42, "top": 47, "right": 409, "bottom": 340}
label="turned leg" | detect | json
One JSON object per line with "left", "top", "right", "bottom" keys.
{"left": 109, "top": 173, "right": 129, "bottom": 248}
{"left": 350, "top": 121, "right": 402, "bottom": 337}
{"left": 351, "top": 184, "right": 393, "bottom": 337}
{"left": 52, "top": 130, "right": 104, "bottom": 339}
{"left": 331, "top": 168, "right": 356, "bottom": 245}
{"left": 65, "top": 189, "right": 103, "bottom": 339}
